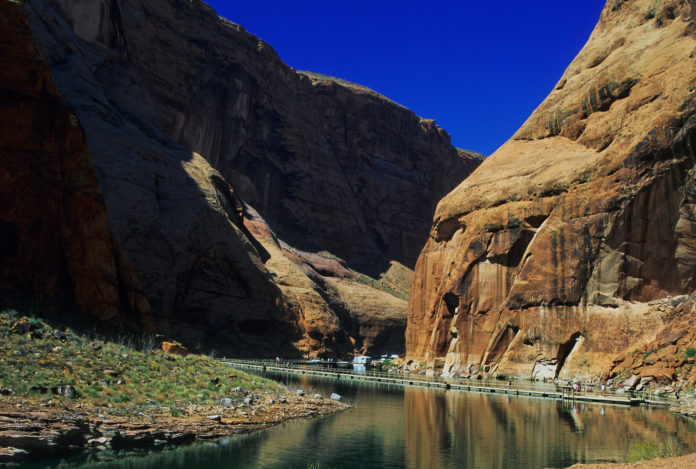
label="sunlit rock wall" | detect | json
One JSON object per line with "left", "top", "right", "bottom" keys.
{"left": 407, "top": 0, "right": 696, "bottom": 379}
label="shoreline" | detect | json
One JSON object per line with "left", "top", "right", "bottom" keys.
{"left": 0, "top": 392, "right": 349, "bottom": 465}
{"left": 560, "top": 453, "right": 696, "bottom": 468}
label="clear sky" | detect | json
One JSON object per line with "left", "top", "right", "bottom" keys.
{"left": 206, "top": 1, "right": 607, "bottom": 156}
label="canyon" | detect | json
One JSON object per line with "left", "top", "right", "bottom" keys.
{"left": 1, "top": 0, "right": 480, "bottom": 358}
{"left": 406, "top": 0, "right": 696, "bottom": 383}
{"left": 6, "top": 0, "right": 696, "bottom": 383}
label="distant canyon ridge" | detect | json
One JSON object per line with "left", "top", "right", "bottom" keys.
{"left": 0, "top": 0, "right": 481, "bottom": 357}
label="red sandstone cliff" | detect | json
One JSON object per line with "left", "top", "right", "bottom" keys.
{"left": 406, "top": 0, "right": 696, "bottom": 380}
{"left": 0, "top": 0, "right": 150, "bottom": 326}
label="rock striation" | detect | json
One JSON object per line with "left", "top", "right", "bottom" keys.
{"left": 407, "top": 0, "right": 696, "bottom": 379}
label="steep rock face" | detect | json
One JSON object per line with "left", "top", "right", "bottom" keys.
{"left": 28, "top": 0, "right": 481, "bottom": 274}
{"left": 0, "top": 0, "right": 149, "bottom": 325}
{"left": 24, "top": 0, "right": 479, "bottom": 356}
{"left": 407, "top": 0, "right": 696, "bottom": 379}
{"left": 25, "top": 0, "right": 302, "bottom": 355}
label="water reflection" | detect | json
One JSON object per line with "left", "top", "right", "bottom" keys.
{"left": 403, "top": 387, "right": 696, "bottom": 469}
{"left": 37, "top": 372, "right": 696, "bottom": 469}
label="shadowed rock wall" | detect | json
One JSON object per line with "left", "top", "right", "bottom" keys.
{"left": 13, "top": 0, "right": 480, "bottom": 356}
{"left": 29, "top": 0, "right": 481, "bottom": 275}
{"left": 0, "top": 0, "right": 150, "bottom": 327}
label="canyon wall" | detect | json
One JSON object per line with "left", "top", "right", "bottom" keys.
{"left": 28, "top": 0, "right": 480, "bottom": 275}
{"left": 407, "top": 0, "right": 696, "bottom": 380}
{"left": 6, "top": 0, "right": 480, "bottom": 356}
{"left": 0, "top": 0, "right": 149, "bottom": 327}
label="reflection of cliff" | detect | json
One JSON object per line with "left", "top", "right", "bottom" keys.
{"left": 403, "top": 388, "right": 696, "bottom": 469}
{"left": 246, "top": 378, "right": 406, "bottom": 468}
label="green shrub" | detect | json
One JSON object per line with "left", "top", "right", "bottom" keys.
{"left": 685, "top": 348, "right": 696, "bottom": 358}
{"left": 627, "top": 436, "right": 680, "bottom": 462}
{"left": 113, "top": 393, "right": 132, "bottom": 403}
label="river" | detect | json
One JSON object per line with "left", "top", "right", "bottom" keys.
{"left": 29, "top": 370, "right": 696, "bottom": 468}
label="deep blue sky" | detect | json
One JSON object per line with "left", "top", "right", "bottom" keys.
{"left": 207, "top": 1, "right": 607, "bottom": 156}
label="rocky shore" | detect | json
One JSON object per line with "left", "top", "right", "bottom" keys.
{"left": 0, "top": 391, "right": 348, "bottom": 465}
{"left": 560, "top": 453, "right": 696, "bottom": 468}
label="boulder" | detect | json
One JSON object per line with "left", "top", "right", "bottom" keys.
{"left": 51, "top": 385, "right": 77, "bottom": 399}
{"left": 10, "top": 321, "right": 32, "bottom": 335}
{"left": 0, "top": 447, "right": 29, "bottom": 463}
{"left": 624, "top": 375, "right": 641, "bottom": 391}
{"left": 87, "top": 437, "right": 108, "bottom": 447}
{"left": 161, "top": 342, "right": 188, "bottom": 357}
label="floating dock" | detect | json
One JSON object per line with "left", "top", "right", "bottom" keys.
{"left": 223, "top": 359, "right": 661, "bottom": 407}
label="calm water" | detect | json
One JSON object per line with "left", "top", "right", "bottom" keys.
{"left": 32, "top": 371, "right": 696, "bottom": 469}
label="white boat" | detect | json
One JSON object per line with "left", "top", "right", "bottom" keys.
{"left": 353, "top": 355, "right": 372, "bottom": 365}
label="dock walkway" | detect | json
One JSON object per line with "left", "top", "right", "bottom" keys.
{"left": 223, "top": 359, "right": 666, "bottom": 407}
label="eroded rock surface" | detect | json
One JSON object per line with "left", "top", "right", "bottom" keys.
{"left": 605, "top": 294, "right": 696, "bottom": 385}
{"left": 407, "top": 0, "right": 696, "bottom": 379}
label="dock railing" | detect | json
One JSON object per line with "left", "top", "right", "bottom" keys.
{"left": 221, "top": 358, "right": 673, "bottom": 407}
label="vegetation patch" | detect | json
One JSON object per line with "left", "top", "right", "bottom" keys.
{"left": 0, "top": 310, "right": 277, "bottom": 415}
{"left": 685, "top": 348, "right": 696, "bottom": 358}
{"left": 643, "top": 348, "right": 659, "bottom": 360}
{"left": 347, "top": 270, "right": 409, "bottom": 300}
{"left": 626, "top": 436, "right": 680, "bottom": 462}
